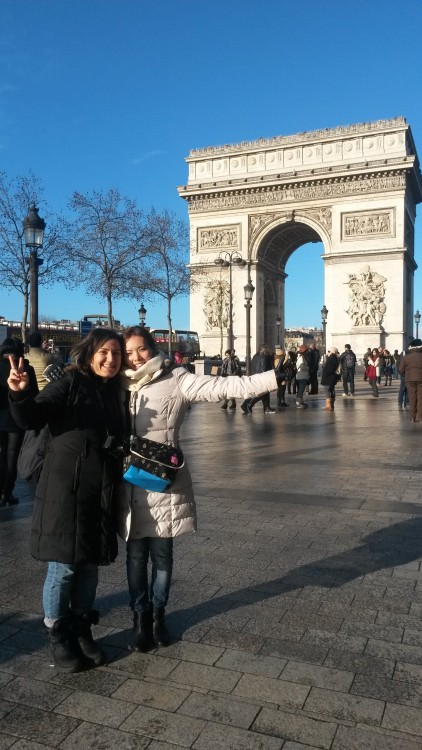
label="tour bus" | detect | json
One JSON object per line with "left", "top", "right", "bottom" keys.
{"left": 149, "top": 329, "right": 200, "bottom": 358}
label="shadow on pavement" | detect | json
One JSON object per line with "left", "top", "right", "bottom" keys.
{"left": 166, "top": 515, "right": 422, "bottom": 634}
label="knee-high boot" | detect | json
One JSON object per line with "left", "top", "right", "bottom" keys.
{"left": 72, "top": 610, "right": 106, "bottom": 666}
{"left": 152, "top": 607, "right": 171, "bottom": 647}
{"left": 130, "top": 610, "right": 154, "bottom": 652}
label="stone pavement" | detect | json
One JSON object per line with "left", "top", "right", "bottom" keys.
{"left": 2, "top": 375, "right": 422, "bottom": 749}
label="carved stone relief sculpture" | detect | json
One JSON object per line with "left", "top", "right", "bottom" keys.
{"left": 346, "top": 266, "right": 387, "bottom": 327}
{"left": 198, "top": 225, "right": 239, "bottom": 251}
{"left": 342, "top": 209, "right": 393, "bottom": 239}
{"left": 203, "top": 281, "right": 230, "bottom": 330}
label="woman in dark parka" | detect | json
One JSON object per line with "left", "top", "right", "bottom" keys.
{"left": 8, "top": 328, "right": 126, "bottom": 673}
{"left": 320, "top": 347, "right": 340, "bottom": 410}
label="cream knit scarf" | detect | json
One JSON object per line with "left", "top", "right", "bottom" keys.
{"left": 120, "top": 352, "right": 166, "bottom": 393}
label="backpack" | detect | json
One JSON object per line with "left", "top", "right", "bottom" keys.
{"left": 344, "top": 351, "right": 355, "bottom": 368}
{"left": 17, "top": 371, "right": 78, "bottom": 482}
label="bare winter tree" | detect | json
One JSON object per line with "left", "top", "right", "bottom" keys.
{"left": 0, "top": 172, "right": 71, "bottom": 341}
{"left": 140, "top": 209, "right": 190, "bottom": 355}
{"left": 69, "top": 189, "right": 151, "bottom": 327}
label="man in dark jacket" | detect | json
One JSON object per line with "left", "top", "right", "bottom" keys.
{"left": 308, "top": 342, "right": 320, "bottom": 395}
{"left": 220, "top": 349, "right": 242, "bottom": 409}
{"left": 339, "top": 344, "right": 357, "bottom": 397}
{"left": 399, "top": 339, "right": 422, "bottom": 422}
{"left": 241, "top": 345, "right": 275, "bottom": 413}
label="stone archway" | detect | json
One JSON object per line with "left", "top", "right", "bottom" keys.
{"left": 178, "top": 117, "right": 422, "bottom": 357}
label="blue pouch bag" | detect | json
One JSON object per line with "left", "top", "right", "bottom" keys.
{"left": 123, "top": 437, "right": 184, "bottom": 493}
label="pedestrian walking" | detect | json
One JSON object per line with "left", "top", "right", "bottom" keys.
{"left": 220, "top": 349, "right": 242, "bottom": 409}
{"left": 308, "top": 342, "right": 320, "bottom": 395}
{"left": 321, "top": 347, "right": 340, "bottom": 410}
{"left": 366, "top": 348, "right": 380, "bottom": 397}
{"left": 274, "top": 347, "right": 290, "bottom": 409}
{"left": 295, "top": 344, "right": 311, "bottom": 408}
{"left": 339, "top": 344, "right": 356, "bottom": 397}
{"left": 398, "top": 338, "right": 422, "bottom": 422}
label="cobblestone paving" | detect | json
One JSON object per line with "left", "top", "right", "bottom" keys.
{"left": 1, "top": 376, "right": 422, "bottom": 748}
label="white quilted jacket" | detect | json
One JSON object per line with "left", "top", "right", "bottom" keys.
{"left": 117, "top": 365, "right": 277, "bottom": 540}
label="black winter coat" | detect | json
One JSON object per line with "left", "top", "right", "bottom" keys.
{"left": 9, "top": 369, "right": 126, "bottom": 565}
{"left": 0, "top": 357, "right": 38, "bottom": 432}
{"left": 320, "top": 354, "right": 340, "bottom": 387}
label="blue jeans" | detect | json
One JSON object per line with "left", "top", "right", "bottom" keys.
{"left": 43, "top": 562, "right": 98, "bottom": 621}
{"left": 342, "top": 368, "right": 355, "bottom": 395}
{"left": 127, "top": 537, "right": 173, "bottom": 613}
{"left": 296, "top": 379, "right": 307, "bottom": 403}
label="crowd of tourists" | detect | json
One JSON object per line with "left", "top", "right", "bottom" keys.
{"left": 218, "top": 340, "right": 422, "bottom": 418}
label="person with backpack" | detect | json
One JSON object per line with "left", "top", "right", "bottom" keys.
{"left": 339, "top": 344, "right": 357, "bottom": 397}
{"left": 7, "top": 328, "right": 127, "bottom": 674}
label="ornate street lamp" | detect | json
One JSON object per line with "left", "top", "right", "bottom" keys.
{"left": 244, "top": 278, "right": 255, "bottom": 375}
{"left": 214, "top": 251, "right": 246, "bottom": 350}
{"left": 138, "top": 303, "right": 147, "bottom": 326}
{"left": 415, "top": 310, "right": 421, "bottom": 339}
{"left": 23, "top": 203, "right": 46, "bottom": 335}
{"left": 275, "top": 314, "right": 281, "bottom": 347}
{"left": 321, "top": 304, "right": 328, "bottom": 358}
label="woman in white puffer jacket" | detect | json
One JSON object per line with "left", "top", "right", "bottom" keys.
{"left": 117, "top": 326, "right": 277, "bottom": 652}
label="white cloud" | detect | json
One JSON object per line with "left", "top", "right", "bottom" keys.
{"left": 131, "top": 150, "right": 164, "bottom": 165}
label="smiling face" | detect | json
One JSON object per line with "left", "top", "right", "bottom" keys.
{"left": 125, "top": 335, "right": 154, "bottom": 370}
{"left": 89, "top": 339, "right": 122, "bottom": 380}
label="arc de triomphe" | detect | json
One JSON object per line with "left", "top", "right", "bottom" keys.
{"left": 178, "top": 117, "right": 422, "bottom": 358}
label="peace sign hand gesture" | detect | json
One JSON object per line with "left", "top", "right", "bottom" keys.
{"left": 7, "top": 356, "right": 30, "bottom": 392}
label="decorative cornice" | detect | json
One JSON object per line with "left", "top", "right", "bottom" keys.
{"left": 186, "top": 173, "right": 406, "bottom": 214}
{"left": 178, "top": 156, "right": 413, "bottom": 195}
{"left": 188, "top": 117, "right": 407, "bottom": 158}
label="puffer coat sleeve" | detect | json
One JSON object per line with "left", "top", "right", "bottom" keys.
{"left": 117, "top": 368, "right": 277, "bottom": 542}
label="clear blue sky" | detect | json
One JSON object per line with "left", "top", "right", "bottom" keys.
{"left": 2, "top": 0, "right": 422, "bottom": 332}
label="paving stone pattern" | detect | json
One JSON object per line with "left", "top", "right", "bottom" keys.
{"left": 1, "top": 378, "right": 422, "bottom": 747}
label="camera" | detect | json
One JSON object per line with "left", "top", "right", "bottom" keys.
{"left": 102, "top": 435, "right": 130, "bottom": 457}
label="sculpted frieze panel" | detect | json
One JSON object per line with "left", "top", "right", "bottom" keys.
{"left": 188, "top": 174, "right": 406, "bottom": 213}
{"left": 342, "top": 209, "right": 395, "bottom": 240}
{"left": 198, "top": 225, "right": 240, "bottom": 252}
{"left": 346, "top": 265, "right": 387, "bottom": 327}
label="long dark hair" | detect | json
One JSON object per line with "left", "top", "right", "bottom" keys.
{"left": 70, "top": 328, "right": 125, "bottom": 374}
{"left": 122, "top": 326, "right": 157, "bottom": 353}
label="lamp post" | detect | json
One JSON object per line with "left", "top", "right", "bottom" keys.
{"left": 214, "top": 251, "right": 246, "bottom": 350}
{"left": 23, "top": 203, "right": 46, "bottom": 335}
{"left": 415, "top": 309, "right": 421, "bottom": 339}
{"left": 138, "top": 303, "right": 147, "bottom": 327}
{"left": 244, "top": 275, "right": 255, "bottom": 375}
{"left": 275, "top": 314, "right": 281, "bottom": 347}
{"left": 321, "top": 304, "right": 328, "bottom": 359}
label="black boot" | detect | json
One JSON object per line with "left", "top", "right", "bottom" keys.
{"left": 46, "top": 617, "right": 84, "bottom": 673}
{"left": 130, "top": 610, "right": 153, "bottom": 652}
{"left": 152, "top": 607, "right": 171, "bottom": 647}
{"left": 72, "top": 610, "right": 106, "bottom": 666}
